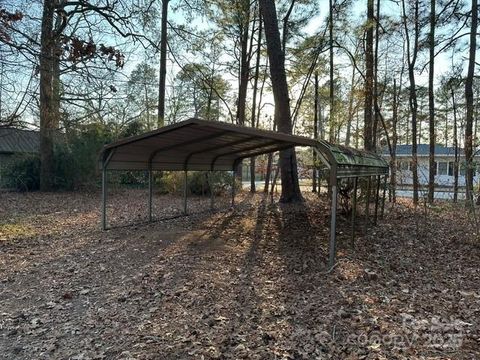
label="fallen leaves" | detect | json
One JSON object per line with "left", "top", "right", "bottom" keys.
{"left": 0, "top": 191, "right": 479, "bottom": 359}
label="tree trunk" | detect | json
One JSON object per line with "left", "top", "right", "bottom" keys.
{"left": 345, "top": 64, "right": 356, "bottom": 147}
{"left": 391, "top": 78, "right": 398, "bottom": 203}
{"left": 319, "top": 87, "right": 325, "bottom": 141}
{"left": 250, "top": 12, "right": 262, "bottom": 193}
{"left": 364, "top": 0, "right": 374, "bottom": 151}
{"left": 157, "top": 0, "right": 169, "bottom": 128}
{"left": 260, "top": 0, "right": 302, "bottom": 202}
{"left": 355, "top": 107, "right": 359, "bottom": 148}
{"left": 236, "top": 10, "right": 250, "bottom": 127}
{"left": 313, "top": 71, "right": 319, "bottom": 192}
{"left": 206, "top": 67, "right": 215, "bottom": 120}
{"left": 465, "top": 0, "right": 477, "bottom": 204}
{"left": 264, "top": 153, "right": 273, "bottom": 193}
{"left": 235, "top": 1, "right": 251, "bottom": 181}
{"left": 452, "top": 87, "right": 459, "bottom": 202}
{"left": 39, "top": 0, "right": 56, "bottom": 191}
{"left": 402, "top": 0, "right": 420, "bottom": 204}
{"left": 372, "top": 0, "right": 380, "bottom": 148}
{"left": 427, "top": 0, "right": 436, "bottom": 203}
{"left": 328, "top": 0, "right": 335, "bottom": 143}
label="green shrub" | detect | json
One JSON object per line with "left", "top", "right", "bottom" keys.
{"left": 2, "top": 123, "right": 114, "bottom": 191}
{"left": 2, "top": 154, "right": 41, "bottom": 191}
{"left": 2, "top": 121, "right": 239, "bottom": 194}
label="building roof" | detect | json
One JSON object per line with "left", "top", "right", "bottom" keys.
{"left": 100, "top": 118, "right": 388, "bottom": 177}
{"left": 383, "top": 144, "right": 464, "bottom": 157}
{"left": 0, "top": 128, "right": 40, "bottom": 154}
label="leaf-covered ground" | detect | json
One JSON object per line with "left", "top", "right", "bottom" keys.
{"left": 0, "top": 190, "right": 479, "bottom": 359}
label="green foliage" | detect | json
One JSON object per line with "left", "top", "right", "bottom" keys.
{"left": 2, "top": 123, "right": 113, "bottom": 191}
{"left": 60, "top": 123, "right": 114, "bottom": 189}
{"left": 126, "top": 62, "right": 158, "bottom": 130}
{"left": 2, "top": 154, "right": 41, "bottom": 191}
{"left": 2, "top": 121, "right": 238, "bottom": 194}
{"left": 171, "top": 62, "right": 230, "bottom": 122}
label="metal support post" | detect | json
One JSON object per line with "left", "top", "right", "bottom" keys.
{"left": 231, "top": 170, "right": 236, "bottom": 207}
{"left": 328, "top": 180, "right": 338, "bottom": 269}
{"left": 183, "top": 170, "right": 188, "bottom": 214}
{"left": 102, "top": 167, "right": 107, "bottom": 230}
{"left": 374, "top": 175, "right": 381, "bottom": 225}
{"left": 381, "top": 174, "right": 388, "bottom": 219}
{"left": 209, "top": 171, "right": 215, "bottom": 210}
{"left": 364, "top": 176, "right": 371, "bottom": 233}
{"left": 148, "top": 169, "right": 153, "bottom": 222}
{"left": 351, "top": 177, "right": 358, "bottom": 247}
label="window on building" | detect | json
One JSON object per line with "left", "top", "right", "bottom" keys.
{"left": 438, "top": 161, "right": 449, "bottom": 175}
{"left": 398, "top": 161, "right": 410, "bottom": 171}
{"left": 459, "top": 162, "right": 466, "bottom": 176}
{"left": 448, "top": 162, "right": 454, "bottom": 176}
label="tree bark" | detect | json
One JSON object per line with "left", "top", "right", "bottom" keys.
{"left": 427, "top": 0, "right": 436, "bottom": 203}
{"left": 345, "top": 61, "right": 356, "bottom": 147}
{"left": 452, "top": 86, "right": 459, "bottom": 202}
{"left": 364, "top": 0, "right": 374, "bottom": 151}
{"left": 39, "top": 0, "right": 56, "bottom": 191}
{"left": 402, "top": 0, "right": 420, "bottom": 204}
{"left": 264, "top": 153, "right": 273, "bottom": 193}
{"left": 250, "top": 12, "right": 262, "bottom": 193}
{"left": 235, "top": 0, "right": 252, "bottom": 181}
{"left": 312, "top": 71, "right": 319, "bottom": 192}
{"left": 236, "top": 3, "right": 250, "bottom": 128}
{"left": 391, "top": 78, "right": 398, "bottom": 203}
{"left": 157, "top": 0, "right": 169, "bottom": 128}
{"left": 465, "top": 0, "right": 477, "bottom": 204}
{"left": 260, "top": 0, "right": 302, "bottom": 202}
{"left": 328, "top": 0, "right": 335, "bottom": 143}
{"left": 372, "top": 0, "right": 380, "bottom": 148}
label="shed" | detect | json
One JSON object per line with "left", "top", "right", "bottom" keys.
{"left": 100, "top": 118, "right": 389, "bottom": 268}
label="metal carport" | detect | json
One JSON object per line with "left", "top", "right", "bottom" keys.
{"left": 99, "top": 118, "right": 388, "bottom": 268}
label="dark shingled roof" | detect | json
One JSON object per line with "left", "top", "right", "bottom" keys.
{"left": 0, "top": 128, "right": 40, "bottom": 154}
{"left": 383, "top": 144, "right": 464, "bottom": 156}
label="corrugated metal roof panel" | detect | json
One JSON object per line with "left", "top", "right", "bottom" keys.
{"left": 0, "top": 128, "right": 40, "bottom": 153}
{"left": 100, "top": 118, "right": 388, "bottom": 176}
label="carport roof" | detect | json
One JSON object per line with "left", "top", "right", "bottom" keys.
{"left": 101, "top": 118, "right": 317, "bottom": 171}
{"left": 100, "top": 118, "right": 388, "bottom": 175}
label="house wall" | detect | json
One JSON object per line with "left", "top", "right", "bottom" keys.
{"left": 393, "top": 156, "right": 479, "bottom": 187}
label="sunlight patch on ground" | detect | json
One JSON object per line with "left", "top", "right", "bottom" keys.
{"left": 0, "top": 221, "right": 35, "bottom": 240}
{"left": 337, "top": 259, "right": 365, "bottom": 282}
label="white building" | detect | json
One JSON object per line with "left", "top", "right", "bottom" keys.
{"left": 383, "top": 144, "right": 479, "bottom": 188}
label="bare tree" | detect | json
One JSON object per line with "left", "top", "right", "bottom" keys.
{"left": 157, "top": 0, "right": 169, "bottom": 128}
{"left": 250, "top": 11, "right": 262, "bottom": 193}
{"left": 465, "top": 0, "right": 478, "bottom": 204}
{"left": 364, "top": 0, "right": 374, "bottom": 151}
{"left": 402, "top": 0, "right": 420, "bottom": 204}
{"left": 427, "top": 0, "right": 436, "bottom": 203}
{"left": 259, "top": 0, "right": 302, "bottom": 202}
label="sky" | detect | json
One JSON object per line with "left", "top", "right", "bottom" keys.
{"left": 1, "top": 0, "right": 477, "bottom": 135}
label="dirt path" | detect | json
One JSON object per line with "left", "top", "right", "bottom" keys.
{"left": 0, "top": 191, "right": 479, "bottom": 359}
